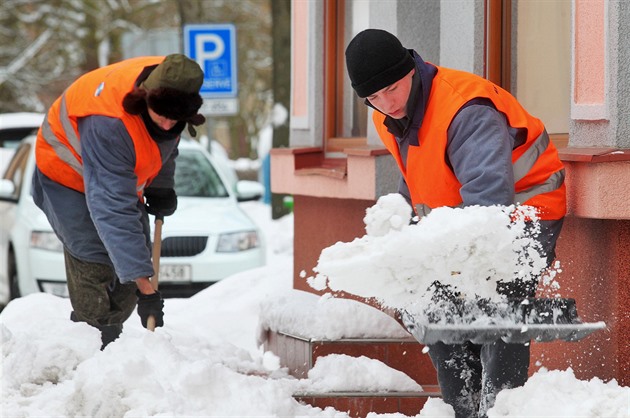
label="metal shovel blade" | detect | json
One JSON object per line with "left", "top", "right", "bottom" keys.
{"left": 404, "top": 322, "right": 607, "bottom": 345}
{"left": 401, "top": 298, "right": 607, "bottom": 345}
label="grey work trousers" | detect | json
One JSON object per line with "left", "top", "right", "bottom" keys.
{"left": 427, "top": 340, "right": 530, "bottom": 418}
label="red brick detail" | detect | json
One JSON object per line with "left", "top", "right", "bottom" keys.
{"left": 265, "top": 330, "right": 440, "bottom": 389}
{"left": 386, "top": 342, "right": 438, "bottom": 386}
{"left": 398, "top": 396, "right": 430, "bottom": 415}
{"left": 313, "top": 342, "right": 387, "bottom": 364}
{"left": 333, "top": 397, "right": 352, "bottom": 416}
{"left": 311, "top": 340, "right": 437, "bottom": 386}
{"left": 295, "top": 394, "right": 439, "bottom": 418}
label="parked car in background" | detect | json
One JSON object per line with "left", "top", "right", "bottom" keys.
{"left": 0, "top": 112, "right": 44, "bottom": 174}
{"left": 0, "top": 136, "right": 266, "bottom": 308}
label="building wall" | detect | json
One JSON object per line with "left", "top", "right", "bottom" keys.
{"left": 439, "top": 0, "right": 484, "bottom": 75}
{"left": 398, "top": 0, "right": 440, "bottom": 65}
{"left": 292, "top": 195, "right": 374, "bottom": 293}
{"left": 532, "top": 216, "right": 630, "bottom": 385}
{"left": 560, "top": 1, "right": 629, "bottom": 385}
{"left": 570, "top": 0, "right": 630, "bottom": 148}
{"left": 273, "top": 0, "right": 630, "bottom": 385}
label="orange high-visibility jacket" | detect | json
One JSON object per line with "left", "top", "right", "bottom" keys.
{"left": 36, "top": 56, "right": 165, "bottom": 197}
{"left": 374, "top": 66, "right": 566, "bottom": 220}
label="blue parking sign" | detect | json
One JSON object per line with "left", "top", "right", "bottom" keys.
{"left": 184, "top": 24, "right": 237, "bottom": 98}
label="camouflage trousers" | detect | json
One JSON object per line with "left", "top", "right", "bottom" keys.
{"left": 64, "top": 249, "right": 137, "bottom": 330}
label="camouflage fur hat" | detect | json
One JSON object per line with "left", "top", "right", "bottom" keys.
{"left": 141, "top": 54, "right": 204, "bottom": 123}
{"left": 142, "top": 54, "right": 204, "bottom": 94}
{"left": 123, "top": 54, "right": 206, "bottom": 135}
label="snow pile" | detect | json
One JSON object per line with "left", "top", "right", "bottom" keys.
{"left": 0, "top": 294, "right": 330, "bottom": 417}
{"left": 488, "top": 368, "right": 630, "bottom": 417}
{"left": 304, "top": 354, "right": 422, "bottom": 393}
{"left": 2, "top": 201, "right": 628, "bottom": 417}
{"left": 258, "top": 290, "right": 409, "bottom": 341}
{"left": 366, "top": 399, "right": 456, "bottom": 418}
{"left": 307, "top": 194, "right": 550, "bottom": 316}
{"left": 1, "top": 305, "right": 99, "bottom": 390}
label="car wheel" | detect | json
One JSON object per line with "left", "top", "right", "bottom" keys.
{"left": 8, "top": 248, "right": 20, "bottom": 300}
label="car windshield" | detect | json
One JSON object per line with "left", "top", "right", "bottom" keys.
{"left": 174, "top": 148, "right": 230, "bottom": 198}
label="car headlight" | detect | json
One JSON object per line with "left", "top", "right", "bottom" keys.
{"left": 216, "top": 231, "right": 259, "bottom": 252}
{"left": 30, "top": 231, "right": 64, "bottom": 252}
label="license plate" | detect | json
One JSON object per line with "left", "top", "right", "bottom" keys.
{"left": 159, "top": 264, "right": 192, "bottom": 282}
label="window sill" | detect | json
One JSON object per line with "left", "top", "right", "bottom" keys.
{"left": 270, "top": 146, "right": 397, "bottom": 200}
{"left": 559, "top": 147, "right": 630, "bottom": 220}
{"left": 295, "top": 158, "right": 347, "bottom": 179}
{"left": 559, "top": 147, "right": 630, "bottom": 163}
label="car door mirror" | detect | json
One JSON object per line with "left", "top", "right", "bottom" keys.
{"left": 235, "top": 180, "right": 264, "bottom": 202}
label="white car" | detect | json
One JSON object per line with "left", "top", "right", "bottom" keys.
{"left": 0, "top": 136, "right": 266, "bottom": 307}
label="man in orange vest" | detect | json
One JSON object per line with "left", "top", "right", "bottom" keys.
{"left": 32, "top": 54, "right": 205, "bottom": 349}
{"left": 345, "top": 29, "right": 566, "bottom": 417}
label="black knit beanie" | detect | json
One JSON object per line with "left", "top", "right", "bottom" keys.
{"left": 345, "top": 29, "right": 415, "bottom": 98}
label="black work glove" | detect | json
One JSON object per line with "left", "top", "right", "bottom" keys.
{"left": 144, "top": 187, "right": 177, "bottom": 217}
{"left": 136, "top": 290, "right": 165, "bottom": 328}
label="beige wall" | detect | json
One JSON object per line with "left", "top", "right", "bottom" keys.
{"left": 515, "top": 0, "right": 571, "bottom": 134}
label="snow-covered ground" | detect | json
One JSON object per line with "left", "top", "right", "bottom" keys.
{"left": 1, "top": 199, "right": 629, "bottom": 417}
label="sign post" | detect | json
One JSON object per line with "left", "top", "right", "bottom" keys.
{"left": 184, "top": 24, "right": 238, "bottom": 115}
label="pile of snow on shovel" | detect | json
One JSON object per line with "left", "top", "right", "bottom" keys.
{"left": 306, "top": 193, "right": 561, "bottom": 321}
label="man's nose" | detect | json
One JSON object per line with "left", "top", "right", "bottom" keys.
{"left": 161, "top": 120, "right": 177, "bottom": 130}
{"left": 380, "top": 100, "right": 395, "bottom": 114}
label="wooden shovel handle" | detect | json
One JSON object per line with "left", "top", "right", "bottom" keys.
{"left": 147, "top": 216, "right": 164, "bottom": 332}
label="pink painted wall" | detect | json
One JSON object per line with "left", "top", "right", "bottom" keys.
{"left": 574, "top": 0, "right": 605, "bottom": 105}
{"left": 291, "top": 0, "right": 308, "bottom": 119}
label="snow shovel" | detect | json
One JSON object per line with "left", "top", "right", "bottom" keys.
{"left": 401, "top": 297, "right": 606, "bottom": 345}
{"left": 147, "top": 215, "right": 163, "bottom": 332}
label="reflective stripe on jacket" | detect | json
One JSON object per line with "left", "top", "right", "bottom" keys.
{"left": 374, "top": 66, "right": 566, "bottom": 221}
{"left": 36, "top": 56, "right": 165, "bottom": 197}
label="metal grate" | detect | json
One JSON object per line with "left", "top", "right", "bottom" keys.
{"left": 158, "top": 236, "right": 208, "bottom": 257}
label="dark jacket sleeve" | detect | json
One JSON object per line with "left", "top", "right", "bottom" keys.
{"left": 147, "top": 144, "right": 178, "bottom": 189}
{"left": 447, "top": 103, "right": 563, "bottom": 266}
{"left": 79, "top": 116, "right": 154, "bottom": 283}
{"left": 446, "top": 104, "right": 516, "bottom": 207}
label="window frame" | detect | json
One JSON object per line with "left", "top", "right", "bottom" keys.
{"left": 322, "top": 0, "right": 368, "bottom": 156}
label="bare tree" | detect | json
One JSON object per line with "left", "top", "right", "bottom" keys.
{"left": 0, "top": 0, "right": 178, "bottom": 112}
{"left": 0, "top": 0, "right": 276, "bottom": 162}
{"left": 270, "top": 0, "right": 290, "bottom": 219}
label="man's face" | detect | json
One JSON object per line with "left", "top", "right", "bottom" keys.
{"left": 366, "top": 68, "right": 415, "bottom": 119}
{"left": 148, "top": 108, "right": 178, "bottom": 131}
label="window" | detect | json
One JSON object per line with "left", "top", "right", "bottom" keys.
{"left": 486, "top": 0, "right": 570, "bottom": 147}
